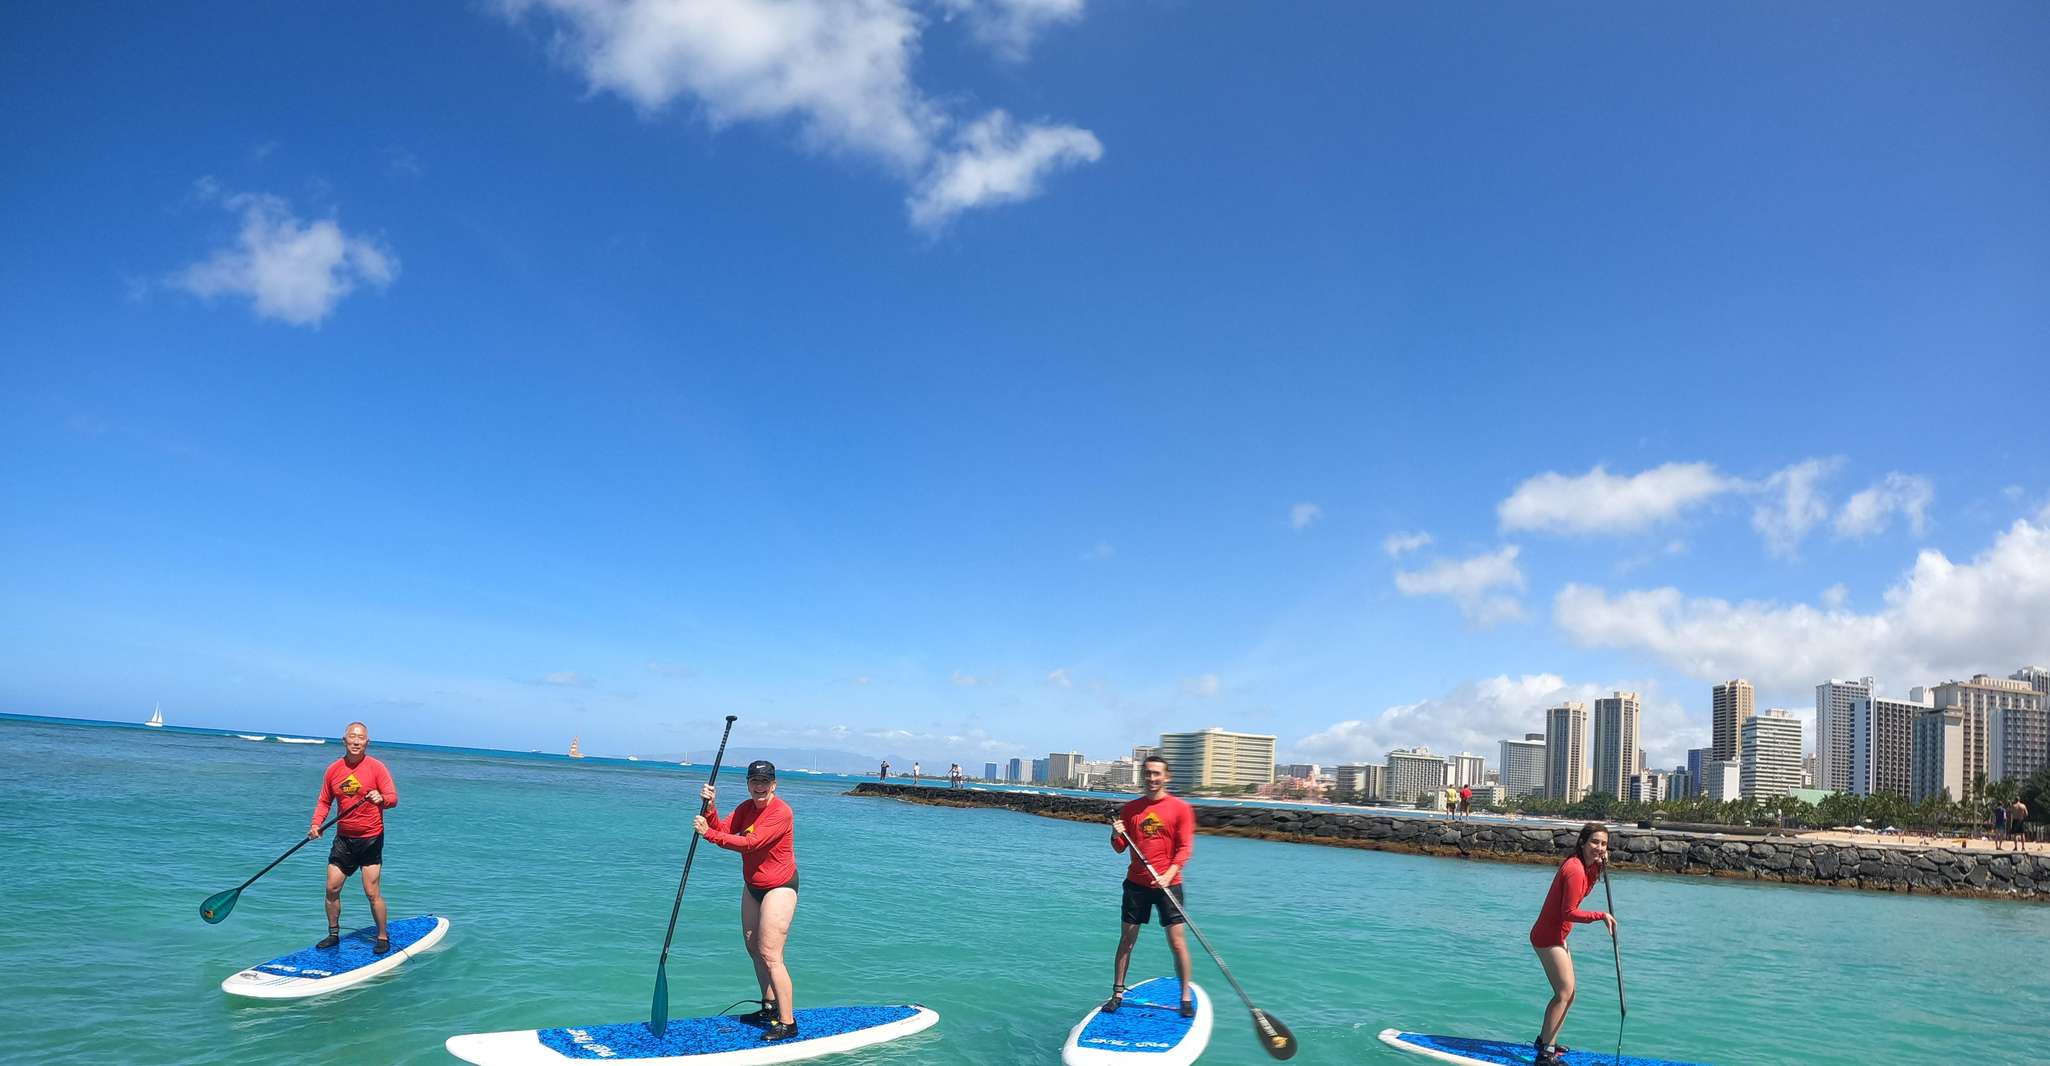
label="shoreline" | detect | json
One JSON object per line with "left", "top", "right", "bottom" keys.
{"left": 853, "top": 783, "right": 2050, "bottom": 904}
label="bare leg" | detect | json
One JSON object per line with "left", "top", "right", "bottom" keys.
{"left": 1164, "top": 922, "right": 1194, "bottom": 1005}
{"left": 324, "top": 864, "right": 345, "bottom": 929}
{"left": 753, "top": 888, "right": 798, "bottom": 1024}
{"left": 1535, "top": 945, "right": 1576, "bottom": 1047}
{"left": 1112, "top": 922, "right": 1141, "bottom": 990}
{"left": 741, "top": 889, "right": 774, "bottom": 1010}
{"left": 361, "top": 864, "right": 388, "bottom": 938}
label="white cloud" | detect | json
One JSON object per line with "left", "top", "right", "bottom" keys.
{"left": 1751, "top": 457, "right": 1841, "bottom": 558}
{"left": 1182, "top": 673, "right": 1221, "bottom": 698}
{"left": 1554, "top": 514, "right": 2050, "bottom": 693}
{"left": 503, "top": 0, "right": 1100, "bottom": 228}
{"left": 1382, "top": 530, "right": 1432, "bottom": 557}
{"left": 851, "top": 675, "right": 874, "bottom": 685}
{"left": 1046, "top": 667, "right": 1072, "bottom": 688}
{"left": 173, "top": 184, "right": 396, "bottom": 326}
{"left": 935, "top": 0, "right": 1083, "bottom": 59}
{"left": 1835, "top": 472, "right": 1933, "bottom": 539}
{"left": 644, "top": 660, "right": 694, "bottom": 678}
{"left": 949, "top": 670, "right": 984, "bottom": 686}
{"left": 908, "top": 110, "right": 1102, "bottom": 230}
{"left": 1499, "top": 462, "right": 1742, "bottom": 535}
{"left": 1289, "top": 503, "right": 1324, "bottom": 530}
{"left": 541, "top": 671, "right": 591, "bottom": 687}
{"left": 1393, "top": 546, "right": 1526, "bottom": 625}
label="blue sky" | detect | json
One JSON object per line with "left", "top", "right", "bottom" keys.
{"left": 4, "top": 2, "right": 2047, "bottom": 769}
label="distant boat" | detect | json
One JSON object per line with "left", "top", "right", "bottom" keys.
{"left": 626, "top": 755, "right": 640, "bottom": 762}
{"left": 145, "top": 703, "right": 165, "bottom": 728}
{"left": 276, "top": 736, "right": 324, "bottom": 745}
{"left": 236, "top": 734, "right": 268, "bottom": 742}
{"left": 569, "top": 736, "right": 584, "bottom": 759}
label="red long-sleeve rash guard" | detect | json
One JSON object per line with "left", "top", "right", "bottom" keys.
{"left": 1530, "top": 855, "right": 1606, "bottom": 948}
{"left": 311, "top": 756, "right": 397, "bottom": 838}
{"left": 703, "top": 797, "right": 797, "bottom": 889}
{"left": 1112, "top": 793, "right": 1195, "bottom": 886}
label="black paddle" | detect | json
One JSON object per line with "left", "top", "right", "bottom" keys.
{"left": 1116, "top": 825, "right": 1298, "bottom": 1060}
{"left": 200, "top": 795, "right": 373, "bottom": 924}
{"left": 650, "top": 714, "right": 738, "bottom": 1039}
{"left": 1601, "top": 866, "right": 1626, "bottom": 1065}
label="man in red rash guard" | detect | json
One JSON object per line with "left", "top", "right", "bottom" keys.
{"left": 1104, "top": 754, "right": 1196, "bottom": 1018}
{"left": 1527, "top": 822, "right": 1615, "bottom": 1066}
{"left": 309, "top": 721, "right": 398, "bottom": 954}
{"left": 695, "top": 761, "right": 800, "bottom": 1043}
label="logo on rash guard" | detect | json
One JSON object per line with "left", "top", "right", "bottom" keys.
{"left": 1140, "top": 812, "right": 1164, "bottom": 837}
{"left": 339, "top": 774, "right": 361, "bottom": 796}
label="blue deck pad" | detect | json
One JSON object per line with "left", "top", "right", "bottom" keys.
{"left": 254, "top": 915, "right": 440, "bottom": 979}
{"left": 539, "top": 1006, "right": 921, "bottom": 1060}
{"left": 1390, "top": 1032, "right": 1705, "bottom": 1066}
{"left": 1076, "top": 977, "right": 1196, "bottom": 1054}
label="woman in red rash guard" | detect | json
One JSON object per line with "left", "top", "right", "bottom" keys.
{"left": 695, "top": 761, "right": 800, "bottom": 1043}
{"left": 1528, "top": 822, "right": 1615, "bottom": 1066}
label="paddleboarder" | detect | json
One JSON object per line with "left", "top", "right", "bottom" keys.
{"left": 1528, "top": 822, "right": 1615, "bottom": 1066}
{"left": 1104, "top": 755, "right": 1196, "bottom": 1019}
{"left": 694, "top": 760, "right": 800, "bottom": 1042}
{"left": 310, "top": 722, "right": 398, "bottom": 954}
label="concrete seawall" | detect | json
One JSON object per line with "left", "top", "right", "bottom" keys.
{"left": 851, "top": 783, "right": 2050, "bottom": 903}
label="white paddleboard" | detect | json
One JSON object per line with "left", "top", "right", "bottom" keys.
{"left": 447, "top": 1005, "right": 939, "bottom": 1065}
{"left": 1379, "top": 1029, "right": 1706, "bottom": 1065}
{"left": 221, "top": 914, "right": 448, "bottom": 999}
{"left": 1063, "top": 978, "right": 1212, "bottom": 1065}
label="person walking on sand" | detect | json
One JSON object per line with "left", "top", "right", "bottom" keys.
{"left": 2006, "top": 798, "right": 2030, "bottom": 851}
{"left": 1528, "top": 822, "right": 1615, "bottom": 1066}
{"left": 311, "top": 722, "right": 398, "bottom": 954}
{"left": 694, "top": 761, "right": 801, "bottom": 1042}
{"left": 1103, "top": 755, "right": 1197, "bottom": 1018}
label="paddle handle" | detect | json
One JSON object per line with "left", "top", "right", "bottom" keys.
{"left": 237, "top": 795, "right": 373, "bottom": 892}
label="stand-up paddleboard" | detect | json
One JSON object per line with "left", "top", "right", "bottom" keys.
{"left": 1378, "top": 1030, "right": 1706, "bottom": 1065}
{"left": 447, "top": 1005, "right": 939, "bottom": 1065}
{"left": 221, "top": 915, "right": 448, "bottom": 999}
{"left": 1063, "top": 978, "right": 1212, "bottom": 1065}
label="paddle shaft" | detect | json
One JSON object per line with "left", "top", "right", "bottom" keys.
{"left": 237, "top": 795, "right": 374, "bottom": 893}
{"left": 656, "top": 715, "right": 738, "bottom": 963}
{"left": 1602, "top": 866, "right": 1626, "bottom": 1065}
{"left": 1116, "top": 825, "right": 1258, "bottom": 1012}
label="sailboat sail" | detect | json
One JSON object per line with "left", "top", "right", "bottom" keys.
{"left": 146, "top": 703, "right": 165, "bottom": 728}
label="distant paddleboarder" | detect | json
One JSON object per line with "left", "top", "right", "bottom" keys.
{"left": 310, "top": 722, "right": 398, "bottom": 954}
{"left": 1104, "top": 755, "right": 1196, "bottom": 1019}
{"left": 694, "top": 760, "right": 801, "bottom": 1042}
{"left": 1528, "top": 822, "right": 1615, "bottom": 1066}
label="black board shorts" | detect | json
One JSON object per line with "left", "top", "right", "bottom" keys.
{"left": 1121, "top": 879, "right": 1186, "bottom": 926}
{"left": 747, "top": 870, "right": 799, "bottom": 903}
{"left": 328, "top": 833, "right": 385, "bottom": 875}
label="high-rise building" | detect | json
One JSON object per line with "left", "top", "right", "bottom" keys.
{"left": 1686, "top": 747, "right": 1711, "bottom": 793}
{"left": 1593, "top": 692, "right": 1641, "bottom": 798}
{"left": 1740, "top": 709, "right": 1802, "bottom": 801}
{"left": 1628, "top": 771, "right": 1667, "bottom": 803}
{"left": 1335, "top": 763, "right": 1384, "bottom": 799}
{"left": 1933, "top": 675, "right": 2043, "bottom": 784}
{"left": 1448, "top": 753, "right": 1487, "bottom": 789}
{"left": 1667, "top": 766, "right": 1692, "bottom": 800}
{"left": 983, "top": 762, "right": 999, "bottom": 780}
{"left": 1913, "top": 708, "right": 1968, "bottom": 803}
{"left": 1712, "top": 680, "right": 1755, "bottom": 762}
{"left": 1030, "top": 758, "right": 1049, "bottom": 784}
{"left": 1276, "top": 763, "right": 1319, "bottom": 780}
{"left": 1005, "top": 757, "right": 1026, "bottom": 782}
{"left": 1545, "top": 702, "right": 1591, "bottom": 801}
{"left": 1385, "top": 748, "right": 1449, "bottom": 804}
{"left": 1849, "top": 694, "right": 1924, "bottom": 797}
{"left": 1699, "top": 759, "right": 1741, "bottom": 802}
{"left": 2013, "top": 666, "right": 2050, "bottom": 699}
{"left": 1132, "top": 745, "right": 1158, "bottom": 763}
{"left": 1498, "top": 736, "right": 1547, "bottom": 798}
{"left": 1047, "top": 751, "right": 1085, "bottom": 784}
{"left": 1155, "top": 728, "right": 1277, "bottom": 791}
{"left": 1815, "top": 677, "right": 1873, "bottom": 793}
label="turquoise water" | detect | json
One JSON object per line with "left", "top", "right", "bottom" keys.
{"left": 1, "top": 717, "right": 2043, "bottom": 1065}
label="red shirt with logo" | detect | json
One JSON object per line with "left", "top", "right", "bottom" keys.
{"left": 1529, "top": 855, "right": 1605, "bottom": 947}
{"left": 312, "top": 755, "right": 397, "bottom": 839}
{"left": 703, "top": 797, "right": 797, "bottom": 889}
{"left": 1113, "top": 793, "right": 1195, "bottom": 886}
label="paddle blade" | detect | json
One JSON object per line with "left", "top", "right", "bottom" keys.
{"left": 200, "top": 888, "right": 239, "bottom": 924}
{"left": 1249, "top": 1007, "right": 1297, "bottom": 1060}
{"left": 649, "top": 964, "right": 669, "bottom": 1039}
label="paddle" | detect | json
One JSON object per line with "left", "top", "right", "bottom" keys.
{"left": 200, "top": 795, "right": 373, "bottom": 924}
{"left": 650, "top": 714, "right": 738, "bottom": 1039}
{"left": 1601, "top": 866, "right": 1626, "bottom": 1065}
{"left": 1116, "top": 825, "right": 1298, "bottom": 1060}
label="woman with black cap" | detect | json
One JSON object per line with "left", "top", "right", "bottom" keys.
{"left": 694, "top": 760, "right": 800, "bottom": 1041}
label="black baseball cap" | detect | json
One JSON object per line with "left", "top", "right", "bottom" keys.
{"left": 745, "top": 760, "right": 777, "bottom": 780}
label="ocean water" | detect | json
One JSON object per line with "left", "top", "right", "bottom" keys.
{"left": 0, "top": 716, "right": 2043, "bottom": 1065}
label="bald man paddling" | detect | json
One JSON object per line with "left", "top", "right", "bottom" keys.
{"left": 310, "top": 721, "right": 399, "bottom": 954}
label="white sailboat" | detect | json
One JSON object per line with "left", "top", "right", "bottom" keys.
{"left": 145, "top": 703, "right": 165, "bottom": 728}
{"left": 568, "top": 736, "right": 585, "bottom": 759}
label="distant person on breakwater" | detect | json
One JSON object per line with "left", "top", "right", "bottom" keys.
{"left": 1528, "top": 822, "right": 1615, "bottom": 1066}
{"left": 2005, "top": 799, "right": 2029, "bottom": 851}
{"left": 694, "top": 761, "right": 801, "bottom": 1042}
{"left": 310, "top": 722, "right": 398, "bottom": 954}
{"left": 1459, "top": 785, "right": 1473, "bottom": 818}
{"left": 879, "top": 760, "right": 889, "bottom": 781}
{"left": 948, "top": 763, "right": 963, "bottom": 789}
{"left": 1104, "top": 755, "right": 1197, "bottom": 1019}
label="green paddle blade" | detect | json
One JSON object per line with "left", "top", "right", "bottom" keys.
{"left": 1250, "top": 1007, "right": 1297, "bottom": 1060}
{"left": 649, "top": 964, "right": 669, "bottom": 1038}
{"left": 200, "top": 888, "right": 240, "bottom": 924}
